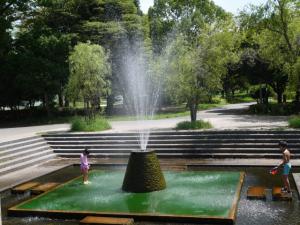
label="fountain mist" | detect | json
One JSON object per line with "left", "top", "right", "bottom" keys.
{"left": 120, "top": 42, "right": 160, "bottom": 151}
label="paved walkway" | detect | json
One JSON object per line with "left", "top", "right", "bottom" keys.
{"left": 107, "top": 102, "right": 289, "bottom": 132}
{"left": 0, "top": 124, "right": 70, "bottom": 143}
{"left": 0, "top": 103, "right": 290, "bottom": 141}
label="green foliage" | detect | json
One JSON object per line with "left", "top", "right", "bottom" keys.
{"left": 71, "top": 116, "right": 111, "bottom": 132}
{"left": 148, "top": 0, "right": 229, "bottom": 52}
{"left": 163, "top": 25, "right": 237, "bottom": 122}
{"left": 238, "top": 0, "right": 300, "bottom": 98}
{"left": 288, "top": 116, "right": 300, "bottom": 128}
{"left": 176, "top": 120, "right": 212, "bottom": 130}
{"left": 67, "top": 42, "right": 111, "bottom": 116}
{"left": 249, "top": 103, "right": 296, "bottom": 115}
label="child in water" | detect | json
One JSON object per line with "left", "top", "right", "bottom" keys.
{"left": 80, "top": 147, "right": 90, "bottom": 184}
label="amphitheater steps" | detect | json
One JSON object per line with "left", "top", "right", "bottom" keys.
{"left": 0, "top": 136, "right": 56, "bottom": 176}
{"left": 43, "top": 131, "right": 300, "bottom": 159}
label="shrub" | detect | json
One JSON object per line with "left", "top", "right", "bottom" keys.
{"left": 248, "top": 103, "right": 296, "bottom": 115}
{"left": 176, "top": 120, "right": 212, "bottom": 130}
{"left": 288, "top": 116, "right": 300, "bottom": 128}
{"left": 71, "top": 116, "right": 111, "bottom": 132}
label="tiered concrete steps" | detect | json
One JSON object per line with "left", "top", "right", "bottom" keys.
{"left": 43, "top": 131, "right": 300, "bottom": 159}
{"left": 0, "top": 136, "right": 56, "bottom": 176}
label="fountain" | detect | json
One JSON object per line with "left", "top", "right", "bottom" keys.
{"left": 119, "top": 41, "right": 166, "bottom": 192}
{"left": 7, "top": 41, "right": 245, "bottom": 225}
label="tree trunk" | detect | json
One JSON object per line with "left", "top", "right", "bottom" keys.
{"left": 189, "top": 102, "right": 197, "bottom": 122}
{"left": 259, "top": 84, "right": 263, "bottom": 104}
{"left": 64, "top": 97, "right": 69, "bottom": 107}
{"left": 44, "top": 93, "right": 51, "bottom": 117}
{"left": 58, "top": 93, "right": 63, "bottom": 107}
{"left": 105, "top": 94, "right": 114, "bottom": 116}
{"left": 277, "top": 91, "right": 283, "bottom": 104}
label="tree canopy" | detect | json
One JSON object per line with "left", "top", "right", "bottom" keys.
{"left": 0, "top": 0, "right": 299, "bottom": 120}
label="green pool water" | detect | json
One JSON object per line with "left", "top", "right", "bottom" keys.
{"left": 16, "top": 170, "right": 243, "bottom": 218}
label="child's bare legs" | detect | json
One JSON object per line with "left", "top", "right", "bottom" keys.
{"left": 82, "top": 170, "right": 89, "bottom": 184}
{"left": 282, "top": 175, "right": 291, "bottom": 192}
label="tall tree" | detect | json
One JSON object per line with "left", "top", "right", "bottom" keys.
{"left": 67, "top": 42, "right": 111, "bottom": 117}
{"left": 165, "top": 30, "right": 228, "bottom": 122}
{"left": 148, "top": 0, "right": 229, "bottom": 53}
{"left": 239, "top": 0, "right": 300, "bottom": 103}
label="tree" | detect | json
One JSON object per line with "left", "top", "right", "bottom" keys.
{"left": 238, "top": 0, "right": 300, "bottom": 103}
{"left": 13, "top": 28, "right": 71, "bottom": 114}
{"left": 148, "top": 0, "right": 229, "bottom": 53}
{"left": 67, "top": 42, "right": 111, "bottom": 117}
{"left": 165, "top": 34, "right": 222, "bottom": 122}
{"left": 239, "top": 50, "right": 288, "bottom": 104}
{"left": 0, "top": 0, "right": 32, "bottom": 57}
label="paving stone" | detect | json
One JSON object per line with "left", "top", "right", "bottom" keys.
{"left": 12, "top": 182, "right": 40, "bottom": 194}
{"left": 80, "top": 216, "right": 134, "bottom": 225}
{"left": 272, "top": 187, "right": 292, "bottom": 201}
{"left": 247, "top": 186, "right": 266, "bottom": 200}
{"left": 31, "top": 182, "right": 60, "bottom": 195}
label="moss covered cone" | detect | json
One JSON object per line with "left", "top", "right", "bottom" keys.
{"left": 122, "top": 150, "right": 166, "bottom": 193}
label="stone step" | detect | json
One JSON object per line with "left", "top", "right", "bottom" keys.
{"left": 43, "top": 131, "right": 300, "bottom": 159}
{"left": 0, "top": 141, "right": 49, "bottom": 156}
{"left": 43, "top": 130, "right": 300, "bottom": 136}
{"left": 80, "top": 216, "right": 134, "bottom": 225}
{"left": 48, "top": 143, "right": 300, "bottom": 149}
{"left": 0, "top": 141, "right": 48, "bottom": 157}
{"left": 0, "top": 136, "right": 44, "bottom": 150}
{"left": 247, "top": 186, "right": 267, "bottom": 200}
{"left": 44, "top": 134, "right": 300, "bottom": 140}
{"left": 49, "top": 146, "right": 300, "bottom": 154}
{"left": 272, "top": 187, "right": 292, "bottom": 201}
{"left": 0, "top": 153, "right": 56, "bottom": 176}
{"left": 12, "top": 182, "right": 41, "bottom": 194}
{"left": 52, "top": 148, "right": 300, "bottom": 154}
{"left": 31, "top": 182, "right": 60, "bottom": 195}
{"left": 0, "top": 146, "right": 50, "bottom": 163}
{"left": 55, "top": 152, "right": 289, "bottom": 159}
{"left": 0, "top": 148, "right": 54, "bottom": 169}
{"left": 47, "top": 139, "right": 300, "bottom": 148}
{"left": 44, "top": 138, "right": 300, "bottom": 144}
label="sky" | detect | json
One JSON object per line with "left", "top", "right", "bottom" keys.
{"left": 140, "top": 0, "right": 268, "bottom": 14}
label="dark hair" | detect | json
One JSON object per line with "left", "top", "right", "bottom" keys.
{"left": 279, "top": 140, "right": 288, "bottom": 148}
{"left": 83, "top": 147, "right": 90, "bottom": 155}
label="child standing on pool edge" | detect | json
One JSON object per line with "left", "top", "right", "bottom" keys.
{"left": 271, "top": 141, "right": 291, "bottom": 193}
{"left": 80, "top": 147, "right": 90, "bottom": 184}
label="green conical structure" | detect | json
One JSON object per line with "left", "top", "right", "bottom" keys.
{"left": 122, "top": 150, "right": 166, "bottom": 193}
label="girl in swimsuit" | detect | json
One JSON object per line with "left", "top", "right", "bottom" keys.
{"left": 80, "top": 148, "right": 90, "bottom": 184}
